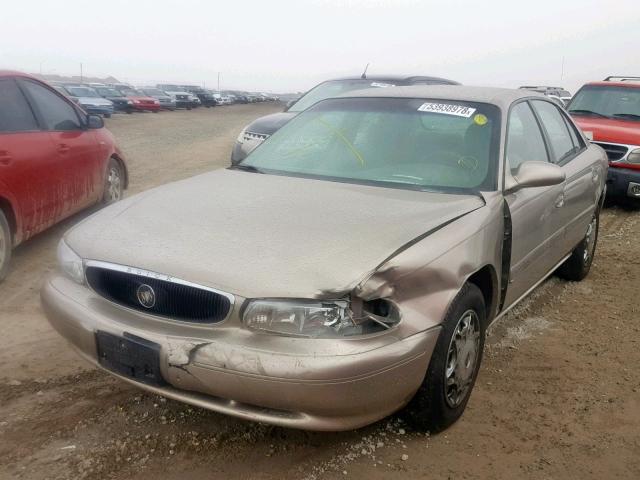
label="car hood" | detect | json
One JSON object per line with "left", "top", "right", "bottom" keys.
{"left": 75, "top": 96, "right": 113, "bottom": 106}
{"left": 572, "top": 116, "right": 640, "bottom": 145}
{"left": 67, "top": 169, "right": 484, "bottom": 299}
{"left": 127, "top": 95, "right": 156, "bottom": 102}
{"left": 244, "top": 112, "right": 297, "bottom": 136}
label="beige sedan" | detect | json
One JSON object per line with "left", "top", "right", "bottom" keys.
{"left": 42, "top": 86, "right": 607, "bottom": 431}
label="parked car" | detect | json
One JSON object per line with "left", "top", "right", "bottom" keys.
{"left": 231, "top": 74, "right": 461, "bottom": 163}
{"left": 42, "top": 86, "right": 605, "bottom": 432}
{"left": 0, "top": 71, "right": 128, "bottom": 281}
{"left": 92, "top": 86, "right": 134, "bottom": 114}
{"left": 60, "top": 85, "right": 115, "bottom": 118}
{"left": 567, "top": 76, "right": 640, "bottom": 205}
{"left": 184, "top": 87, "right": 216, "bottom": 108}
{"left": 108, "top": 84, "right": 160, "bottom": 112}
{"left": 162, "top": 90, "right": 193, "bottom": 110}
{"left": 519, "top": 86, "right": 572, "bottom": 105}
{"left": 139, "top": 88, "right": 176, "bottom": 110}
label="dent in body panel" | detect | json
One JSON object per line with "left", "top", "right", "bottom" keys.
{"left": 355, "top": 192, "right": 505, "bottom": 332}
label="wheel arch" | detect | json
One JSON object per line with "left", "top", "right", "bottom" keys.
{"left": 466, "top": 264, "right": 499, "bottom": 322}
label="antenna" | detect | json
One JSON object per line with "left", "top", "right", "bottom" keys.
{"left": 361, "top": 63, "right": 370, "bottom": 79}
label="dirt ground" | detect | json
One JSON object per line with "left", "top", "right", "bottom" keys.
{"left": 1, "top": 104, "right": 639, "bottom": 480}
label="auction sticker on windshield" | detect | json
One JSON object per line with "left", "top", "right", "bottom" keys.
{"left": 418, "top": 102, "right": 476, "bottom": 117}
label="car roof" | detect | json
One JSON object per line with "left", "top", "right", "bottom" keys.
{"left": 585, "top": 81, "right": 640, "bottom": 89}
{"left": 336, "top": 85, "right": 543, "bottom": 111}
{"left": 329, "top": 74, "right": 460, "bottom": 85}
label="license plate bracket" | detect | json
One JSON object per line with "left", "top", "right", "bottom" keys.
{"left": 96, "top": 331, "right": 165, "bottom": 386}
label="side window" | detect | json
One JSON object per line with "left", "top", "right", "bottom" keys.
{"left": 561, "top": 113, "right": 584, "bottom": 150}
{"left": 20, "top": 80, "right": 82, "bottom": 131}
{"left": 531, "top": 100, "right": 577, "bottom": 163}
{"left": 0, "top": 78, "right": 39, "bottom": 133}
{"left": 506, "top": 102, "right": 549, "bottom": 172}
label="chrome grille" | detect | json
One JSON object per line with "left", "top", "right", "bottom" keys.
{"left": 594, "top": 142, "right": 629, "bottom": 161}
{"left": 85, "top": 263, "right": 233, "bottom": 323}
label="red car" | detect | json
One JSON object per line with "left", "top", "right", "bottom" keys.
{"left": 568, "top": 76, "right": 640, "bottom": 205}
{"left": 118, "top": 87, "right": 161, "bottom": 112}
{"left": 0, "top": 71, "right": 128, "bottom": 280}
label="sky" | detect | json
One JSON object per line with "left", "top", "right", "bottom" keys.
{"left": 1, "top": 0, "right": 639, "bottom": 94}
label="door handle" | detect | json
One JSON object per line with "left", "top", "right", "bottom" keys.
{"left": 555, "top": 192, "right": 565, "bottom": 208}
{"left": 57, "top": 143, "right": 70, "bottom": 154}
{"left": 0, "top": 150, "right": 12, "bottom": 166}
{"left": 591, "top": 167, "right": 600, "bottom": 184}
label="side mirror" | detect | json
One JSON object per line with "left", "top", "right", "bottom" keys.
{"left": 87, "top": 114, "right": 104, "bottom": 129}
{"left": 505, "top": 161, "right": 565, "bottom": 193}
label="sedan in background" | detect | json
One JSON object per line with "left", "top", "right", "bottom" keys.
{"left": 231, "top": 74, "right": 460, "bottom": 163}
{"left": 92, "top": 86, "right": 134, "bottom": 114}
{"left": 0, "top": 71, "right": 128, "bottom": 281}
{"left": 119, "top": 88, "right": 161, "bottom": 112}
{"left": 140, "top": 88, "right": 176, "bottom": 110}
{"left": 61, "top": 85, "right": 115, "bottom": 118}
{"left": 42, "top": 86, "right": 605, "bottom": 432}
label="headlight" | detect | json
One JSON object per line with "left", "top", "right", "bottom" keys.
{"left": 132, "top": 100, "right": 140, "bottom": 104}
{"left": 236, "top": 127, "right": 247, "bottom": 144}
{"left": 127, "top": 100, "right": 133, "bottom": 105}
{"left": 153, "top": 100, "right": 160, "bottom": 104}
{"left": 243, "top": 299, "right": 399, "bottom": 338}
{"left": 57, "top": 239, "right": 84, "bottom": 284}
{"left": 628, "top": 148, "right": 640, "bottom": 164}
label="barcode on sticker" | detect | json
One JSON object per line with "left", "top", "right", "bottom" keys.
{"left": 417, "top": 102, "right": 476, "bottom": 117}
{"left": 370, "top": 82, "right": 395, "bottom": 88}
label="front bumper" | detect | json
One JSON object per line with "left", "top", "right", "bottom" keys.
{"left": 41, "top": 273, "right": 439, "bottom": 431}
{"left": 132, "top": 103, "right": 161, "bottom": 112}
{"left": 607, "top": 166, "right": 640, "bottom": 200}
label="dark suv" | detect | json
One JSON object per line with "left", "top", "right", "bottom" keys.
{"left": 231, "top": 75, "right": 460, "bottom": 163}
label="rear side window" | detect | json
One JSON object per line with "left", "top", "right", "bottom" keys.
{"left": 0, "top": 78, "right": 38, "bottom": 133}
{"left": 506, "top": 102, "right": 549, "bottom": 172}
{"left": 532, "top": 100, "right": 578, "bottom": 163}
{"left": 20, "top": 80, "right": 82, "bottom": 131}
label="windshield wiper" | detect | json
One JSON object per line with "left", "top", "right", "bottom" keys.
{"left": 568, "top": 109, "right": 610, "bottom": 118}
{"left": 229, "top": 164, "right": 264, "bottom": 173}
{"left": 612, "top": 113, "right": 640, "bottom": 120}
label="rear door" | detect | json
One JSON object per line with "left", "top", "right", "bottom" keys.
{"left": 0, "top": 77, "right": 60, "bottom": 240}
{"left": 530, "top": 99, "right": 596, "bottom": 254}
{"left": 503, "top": 101, "right": 565, "bottom": 307}
{"left": 19, "top": 79, "right": 103, "bottom": 216}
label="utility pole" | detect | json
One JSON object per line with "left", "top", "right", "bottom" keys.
{"left": 80, "top": 63, "right": 83, "bottom": 83}
{"left": 217, "top": 72, "right": 220, "bottom": 92}
{"left": 560, "top": 56, "right": 565, "bottom": 83}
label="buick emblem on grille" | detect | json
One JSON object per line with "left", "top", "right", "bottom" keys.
{"left": 136, "top": 284, "right": 156, "bottom": 308}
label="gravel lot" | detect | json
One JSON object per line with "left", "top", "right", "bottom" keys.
{"left": 1, "top": 103, "right": 639, "bottom": 480}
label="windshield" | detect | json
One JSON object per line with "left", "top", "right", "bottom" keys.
{"left": 569, "top": 85, "right": 640, "bottom": 120}
{"left": 242, "top": 97, "right": 500, "bottom": 192}
{"left": 142, "top": 89, "right": 164, "bottom": 96}
{"left": 122, "top": 89, "right": 143, "bottom": 96}
{"left": 95, "top": 87, "right": 122, "bottom": 97}
{"left": 289, "top": 79, "right": 399, "bottom": 112}
{"left": 66, "top": 86, "right": 99, "bottom": 98}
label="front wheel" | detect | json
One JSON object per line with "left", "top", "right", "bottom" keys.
{"left": 0, "top": 209, "right": 12, "bottom": 282}
{"left": 557, "top": 212, "right": 599, "bottom": 281}
{"left": 103, "top": 158, "right": 124, "bottom": 205}
{"left": 405, "top": 283, "right": 486, "bottom": 433}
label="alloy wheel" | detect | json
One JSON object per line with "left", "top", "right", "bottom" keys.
{"left": 444, "top": 309, "right": 481, "bottom": 408}
{"left": 0, "top": 226, "right": 6, "bottom": 268}
{"left": 106, "top": 166, "right": 122, "bottom": 203}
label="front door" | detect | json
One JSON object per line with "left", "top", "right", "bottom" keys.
{"left": 503, "top": 101, "right": 565, "bottom": 308}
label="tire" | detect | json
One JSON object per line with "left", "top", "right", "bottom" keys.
{"left": 405, "top": 283, "right": 486, "bottom": 433}
{"left": 0, "top": 209, "right": 12, "bottom": 283}
{"left": 557, "top": 211, "right": 599, "bottom": 281}
{"left": 103, "top": 158, "right": 124, "bottom": 205}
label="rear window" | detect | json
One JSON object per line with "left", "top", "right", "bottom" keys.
{"left": 0, "top": 78, "right": 39, "bottom": 133}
